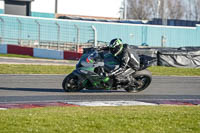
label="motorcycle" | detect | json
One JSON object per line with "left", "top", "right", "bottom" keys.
{"left": 62, "top": 47, "right": 155, "bottom": 93}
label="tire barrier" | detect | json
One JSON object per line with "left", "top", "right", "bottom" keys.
{"left": 134, "top": 47, "right": 200, "bottom": 68}
{"left": 134, "top": 48, "right": 158, "bottom": 66}
{"left": 158, "top": 50, "right": 200, "bottom": 68}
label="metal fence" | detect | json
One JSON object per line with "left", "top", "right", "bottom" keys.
{"left": 0, "top": 15, "right": 98, "bottom": 52}
{"left": 1, "top": 14, "right": 199, "bottom": 50}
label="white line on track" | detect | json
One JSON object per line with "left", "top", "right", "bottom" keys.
{"left": 0, "top": 108, "right": 7, "bottom": 110}
{"left": 67, "top": 101, "right": 157, "bottom": 106}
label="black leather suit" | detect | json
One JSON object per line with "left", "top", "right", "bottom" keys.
{"left": 100, "top": 44, "right": 140, "bottom": 75}
{"left": 115, "top": 44, "right": 140, "bottom": 72}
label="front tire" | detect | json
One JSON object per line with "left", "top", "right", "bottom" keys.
{"left": 125, "top": 69, "right": 152, "bottom": 93}
{"left": 62, "top": 73, "right": 82, "bottom": 92}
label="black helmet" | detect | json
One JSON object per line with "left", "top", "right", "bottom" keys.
{"left": 109, "top": 38, "right": 123, "bottom": 56}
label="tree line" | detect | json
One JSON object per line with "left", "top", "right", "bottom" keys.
{"left": 126, "top": 0, "right": 200, "bottom": 21}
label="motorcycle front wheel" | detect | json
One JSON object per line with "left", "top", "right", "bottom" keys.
{"left": 125, "top": 69, "right": 152, "bottom": 93}
{"left": 62, "top": 73, "right": 82, "bottom": 92}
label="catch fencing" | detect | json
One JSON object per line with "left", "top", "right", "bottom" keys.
{"left": 0, "top": 14, "right": 200, "bottom": 52}
{"left": 0, "top": 15, "right": 97, "bottom": 52}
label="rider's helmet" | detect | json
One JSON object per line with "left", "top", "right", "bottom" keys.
{"left": 109, "top": 38, "right": 123, "bottom": 56}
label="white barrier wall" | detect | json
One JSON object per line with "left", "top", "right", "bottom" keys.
{"left": 33, "top": 48, "right": 64, "bottom": 60}
{"left": 0, "top": 44, "right": 7, "bottom": 54}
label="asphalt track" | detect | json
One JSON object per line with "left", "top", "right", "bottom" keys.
{"left": 0, "top": 74, "right": 200, "bottom": 104}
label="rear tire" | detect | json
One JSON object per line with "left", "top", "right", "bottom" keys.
{"left": 62, "top": 73, "right": 82, "bottom": 92}
{"left": 125, "top": 69, "right": 152, "bottom": 93}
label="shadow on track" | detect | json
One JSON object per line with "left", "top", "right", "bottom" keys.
{"left": 0, "top": 87, "right": 125, "bottom": 93}
{"left": 79, "top": 89, "right": 125, "bottom": 93}
{"left": 0, "top": 87, "right": 64, "bottom": 93}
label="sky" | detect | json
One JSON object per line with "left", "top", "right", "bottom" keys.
{"left": 0, "top": 0, "right": 195, "bottom": 19}
{"left": 0, "top": 0, "right": 123, "bottom": 18}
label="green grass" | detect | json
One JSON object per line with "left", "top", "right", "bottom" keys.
{"left": 0, "top": 64, "right": 75, "bottom": 74}
{"left": 0, "top": 106, "right": 200, "bottom": 133}
{"left": 0, "top": 54, "right": 39, "bottom": 59}
{"left": 0, "top": 64, "right": 200, "bottom": 76}
{"left": 149, "top": 66, "right": 200, "bottom": 76}
{"left": 0, "top": 53, "right": 200, "bottom": 76}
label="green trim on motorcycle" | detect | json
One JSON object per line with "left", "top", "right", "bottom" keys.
{"left": 62, "top": 48, "right": 153, "bottom": 92}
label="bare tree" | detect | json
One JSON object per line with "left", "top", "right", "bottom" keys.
{"left": 156, "top": 0, "right": 185, "bottom": 20}
{"left": 127, "top": 0, "right": 155, "bottom": 20}
{"left": 127, "top": 0, "right": 200, "bottom": 21}
{"left": 193, "top": 0, "right": 200, "bottom": 21}
{"left": 185, "top": 0, "right": 194, "bottom": 20}
{"left": 184, "top": 0, "right": 200, "bottom": 21}
{"left": 167, "top": 0, "right": 185, "bottom": 19}
{"left": 150, "top": 0, "right": 158, "bottom": 18}
{"left": 127, "top": 0, "right": 185, "bottom": 20}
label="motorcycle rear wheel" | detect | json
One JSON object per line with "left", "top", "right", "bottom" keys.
{"left": 125, "top": 69, "right": 152, "bottom": 93}
{"left": 62, "top": 73, "right": 82, "bottom": 92}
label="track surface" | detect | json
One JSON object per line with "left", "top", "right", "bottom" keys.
{"left": 0, "top": 75, "right": 200, "bottom": 103}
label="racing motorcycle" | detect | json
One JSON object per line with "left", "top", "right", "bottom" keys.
{"left": 62, "top": 47, "right": 155, "bottom": 93}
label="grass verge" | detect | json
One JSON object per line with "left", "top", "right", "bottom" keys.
{"left": 0, "top": 64, "right": 74, "bottom": 74}
{"left": 0, "top": 54, "right": 39, "bottom": 59}
{"left": 0, "top": 64, "right": 200, "bottom": 76}
{"left": 0, "top": 54, "right": 200, "bottom": 76}
{"left": 149, "top": 66, "right": 200, "bottom": 76}
{"left": 0, "top": 106, "right": 200, "bottom": 133}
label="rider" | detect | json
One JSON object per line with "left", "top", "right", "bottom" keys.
{"left": 107, "top": 38, "right": 140, "bottom": 76}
